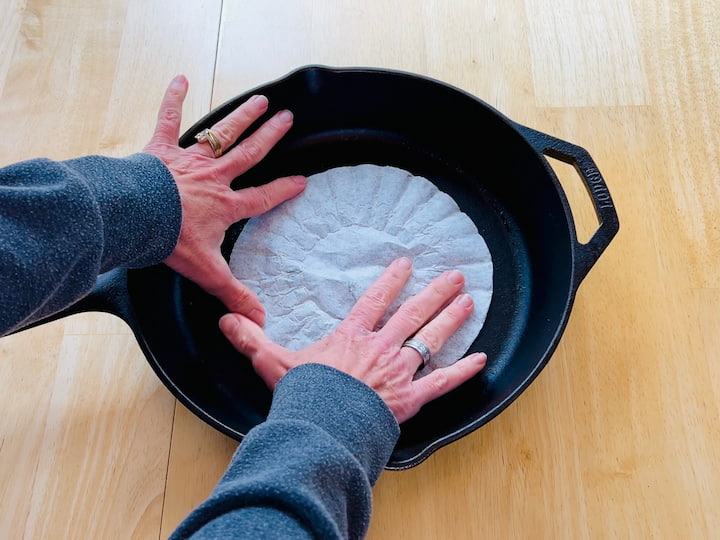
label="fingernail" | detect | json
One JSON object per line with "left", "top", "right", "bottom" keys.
{"left": 472, "top": 352, "right": 487, "bottom": 366}
{"left": 249, "top": 308, "right": 265, "bottom": 326}
{"left": 457, "top": 293, "right": 473, "bottom": 308}
{"left": 278, "top": 109, "right": 293, "bottom": 121}
{"left": 250, "top": 94, "right": 267, "bottom": 106}
{"left": 397, "top": 257, "right": 412, "bottom": 270}
{"left": 292, "top": 175, "right": 307, "bottom": 185}
{"left": 171, "top": 75, "right": 187, "bottom": 89}
{"left": 446, "top": 270, "right": 463, "bottom": 285}
{"left": 219, "top": 313, "right": 239, "bottom": 333}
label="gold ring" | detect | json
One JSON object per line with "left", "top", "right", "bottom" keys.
{"left": 194, "top": 128, "right": 223, "bottom": 158}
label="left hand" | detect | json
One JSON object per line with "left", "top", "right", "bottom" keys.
{"left": 219, "top": 257, "right": 487, "bottom": 423}
{"left": 143, "top": 76, "right": 306, "bottom": 326}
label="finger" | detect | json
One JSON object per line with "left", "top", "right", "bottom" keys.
{"left": 344, "top": 257, "right": 413, "bottom": 330}
{"left": 400, "top": 293, "right": 475, "bottom": 369}
{"left": 193, "top": 256, "right": 266, "bottom": 326}
{"left": 217, "top": 109, "right": 294, "bottom": 178}
{"left": 382, "top": 269, "right": 466, "bottom": 342}
{"left": 230, "top": 174, "right": 307, "bottom": 220}
{"left": 216, "top": 276, "right": 266, "bottom": 326}
{"left": 219, "top": 313, "right": 291, "bottom": 387}
{"left": 219, "top": 313, "right": 275, "bottom": 358}
{"left": 191, "top": 94, "right": 270, "bottom": 159}
{"left": 150, "top": 75, "right": 188, "bottom": 145}
{"left": 411, "top": 352, "right": 487, "bottom": 404}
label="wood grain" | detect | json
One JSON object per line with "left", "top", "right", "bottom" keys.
{"left": 524, "top": 0, "right": 650, "bottom": 107}
{"left": 0, "top": 1, "right": 221, "bottom": 538}
{"left": 1, "top": 0, "right": 719, "bottom": 538}
{"left": 159, "top": 404, "right": 236, "bottom": 538}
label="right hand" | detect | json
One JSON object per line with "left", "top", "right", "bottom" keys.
{"left": 219, "top": 257, "right": 487, "bottom": 423}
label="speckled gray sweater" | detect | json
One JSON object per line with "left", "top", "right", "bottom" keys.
{"left": 0, "top": 154, "right": 399, "bottom": 539}
{"left": 0, "top": 154, "right": 181, "bottom": 334}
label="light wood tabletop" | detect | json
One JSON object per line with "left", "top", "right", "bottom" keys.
{"left": 1, "top": 1, "right": 718, "bottom": 538}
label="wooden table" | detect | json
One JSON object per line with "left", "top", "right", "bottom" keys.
{"left": 1, "top": 1, "right": 718, "bottom": 538}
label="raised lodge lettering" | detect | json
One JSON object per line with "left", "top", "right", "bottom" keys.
{"left": 585, "top": 167, "right": 614, "bottom": 210}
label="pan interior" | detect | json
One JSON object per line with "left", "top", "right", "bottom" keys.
{"left": 134, "top": 68, "right": 576, "bottom": 468}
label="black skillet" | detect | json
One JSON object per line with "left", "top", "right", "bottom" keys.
{"left": 29, "top": 66, "right": 619, "bottom": 469}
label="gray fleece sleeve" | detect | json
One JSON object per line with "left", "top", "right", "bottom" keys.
{"left": 170, "top": 363, "right": 401, "bottom": 540}
{"left": 0, "top": 154, "right": 181, "bottom": 335}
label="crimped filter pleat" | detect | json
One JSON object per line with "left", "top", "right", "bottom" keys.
{"left": 230, "top": 164, "right": 493, "bottom": 374}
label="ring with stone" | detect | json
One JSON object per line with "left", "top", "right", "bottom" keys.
{"left": 402, "top": 338, "right": 432, "bottom": 369}
{"left": 194, "top": 128, "right": 223, "bottom": 158}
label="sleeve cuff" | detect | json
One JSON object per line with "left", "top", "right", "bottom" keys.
{"left": 269, "top": 363, "right": 400, "bottom": 484}
{"left": 66, "top": 153, "right": 182, "bottom": 270}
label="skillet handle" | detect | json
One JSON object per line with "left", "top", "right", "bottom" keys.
{"left": 519, "top": 125, "right": 620, "bottom": 283}
{"left": 11, "top": 268, "right": 132, "bottom": 334}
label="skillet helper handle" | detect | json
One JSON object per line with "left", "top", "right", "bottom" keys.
{"left": 520, "top": 125, "right": 620, "bottom": 283}
{"left": 12, "top": 268, "right": 131, "bottom": 334}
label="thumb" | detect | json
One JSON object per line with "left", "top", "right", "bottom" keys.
{"left": 219, "top": 313, "right": 269, "bottom": 358}
{"left": 219, "top": 313, "right": 292, "bottom": 388}
{"left": 189, "top": 257, "right": 266, "bottom": 326}
{"left": 149, "top": 75, "right": 188, "bottom": 145}
{"left": 214, "top": 273, "right": 266, "bottom": 327}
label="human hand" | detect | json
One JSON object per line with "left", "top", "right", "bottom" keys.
{"left": 219, "top": 257, "right": 487, "bottom": 423}
{"left": 143, "top": 75, "right": 306, "bottom": 326}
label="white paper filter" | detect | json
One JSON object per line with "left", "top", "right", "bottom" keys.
{"left": 229, "top": 164, "right": 493, "bottom": 374}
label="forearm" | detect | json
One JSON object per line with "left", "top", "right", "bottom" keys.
{"left": 170, "top": 364, "right": 400, "bottom": 540}
{"left": 0, "top": 154, "right": 180, "bottom": 335}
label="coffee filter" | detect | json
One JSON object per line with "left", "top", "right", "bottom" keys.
{"left": 229, "top": 164, "right": 493, "bottom": 374}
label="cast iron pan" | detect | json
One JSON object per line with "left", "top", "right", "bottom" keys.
{"left": 32, "top": 66, "right": 619, "bottom": 469}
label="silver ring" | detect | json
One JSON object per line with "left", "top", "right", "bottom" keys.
{"left": 194, "top": 128, "right": 223, "bottom": 158}
{"left": 402, "top": 338, "right": 431, "bottom": 369}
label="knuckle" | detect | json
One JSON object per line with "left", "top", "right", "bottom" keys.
{"left": 363, "top": 285, "right": 392, "bottom": 309}
{"left": 212, "top": 124, "right": 232, "bottom": 146}
{"left": 233, "top": 332, "right": 253, "bottom": 353}
{"left": 374, "top": 333, "right": 396, "bottom": 352}
{"left": 418, "top": 329, "right": 442, "bottom": 352}
{"left": 161, "top": 107, "right": 182, "bottom": 124}
{"left": 249, "top": 185, "right": 275, "bottom": 213}
{"left": 430, "top": 370, "right": 449, "bottom": 392}
{"left": 238, "top": 139, "right": 264, "bottom": 163}
{"left": 447, "top": 303, "right": 471, "bottom": 327}
{"left": 400, "top": 302, "right": 426, "bottom": 327}
{"left": 231, "top": 286, "right": 253, "bottom": 303}
{"left": 430, "top": 280, "right": 450, "bottom": 298}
